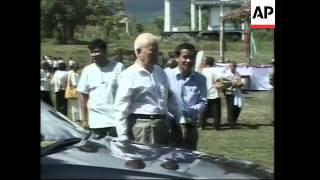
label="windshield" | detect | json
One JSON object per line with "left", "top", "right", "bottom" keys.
{"left": 41, "top": 101, "right": 88, "bottom": 148}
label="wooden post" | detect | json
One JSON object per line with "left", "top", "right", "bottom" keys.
{"left": 125, "top": 18, "right": 130, "bottom": 36}
{"left": 220, "top": 20, "right": 225, "bottom": 63}
{"left": 219, "top": 4, "right": 225, "bottom": 63}
{"left": 248, "top": 29, "right": 252, "bottom": 64}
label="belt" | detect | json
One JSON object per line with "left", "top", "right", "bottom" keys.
{"left": 130, "top": 114, "right": 166, "bottom": 120}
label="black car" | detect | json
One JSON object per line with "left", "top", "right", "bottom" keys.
{"left": 41, "top": 101, "right": 274, "bottom": 179}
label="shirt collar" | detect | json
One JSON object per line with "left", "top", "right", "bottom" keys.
{"left": 173, "top": 67, "right": 195, "bottom": 79}
{"left": 133, "top": 62, "right": 156, "bottom": 75}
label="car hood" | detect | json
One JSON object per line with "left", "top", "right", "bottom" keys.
{"left": 41, "top": 136, "right": 273, "bottom": 179}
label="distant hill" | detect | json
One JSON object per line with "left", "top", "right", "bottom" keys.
{"left": 123, "top": 0, "right": 189, "bottom": 24}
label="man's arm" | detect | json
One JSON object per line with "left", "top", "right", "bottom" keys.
{"left": 79, "top": 93, "right": 89, "bottom": 130}
{"left": 114, "top": 71, "right": 134, "bottom": 141}
{"left": 167, "top": 89, "right": 186, "bottom": 124}
{"left": 187, "top": 76, "right": 207, "bottom": 116}
{"left": 232, "top": 74, "right": 243, "bottom": 88}
{"left": 76, "top": 68, "right": 90, "bottom": 129}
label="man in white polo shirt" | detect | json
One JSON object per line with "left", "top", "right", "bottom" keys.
{"left": 77, "top": 39, "right": 124, "bottom": 139}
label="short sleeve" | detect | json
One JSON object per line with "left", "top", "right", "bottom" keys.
{"left": 76, "top": 68, "right": 89, "bottom": 94}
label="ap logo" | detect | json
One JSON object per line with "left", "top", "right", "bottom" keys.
{"left": 251, "top": 0, "right": 275, "bottom": 28}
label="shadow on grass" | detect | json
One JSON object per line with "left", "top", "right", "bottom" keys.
{"left": 199, "top": 122, "right": 273, "bottom": 131}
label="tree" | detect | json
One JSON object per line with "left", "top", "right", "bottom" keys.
{"left": 135, "top": 24, "right": 144, "bottom": 35}
{"left": 41, "top": 0, "right": 125, "bottom": 43}
{"left": 41, "top": 0, "right": 58, "bottom": 39}
{"left": 41, "top": 0, "right": 89, "bottom": 43}
{"left": 86, "top": 0, "right": 125, "bottom": 40}
{"left": 153, "top": 17, "right": 164, "bottom": 34}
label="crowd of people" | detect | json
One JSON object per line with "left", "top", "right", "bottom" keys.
{"left": 41, "top": 57, "right": 81, "bottom": 122}
{"left": 41, "top": 33, "right": 248, "bottom": 151}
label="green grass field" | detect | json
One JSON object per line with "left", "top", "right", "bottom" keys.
{"left": 43, "top": 39, "right": 274, "bottom": 171}
{"left": 198, "top": 90, "right": 274, "bottom": 170}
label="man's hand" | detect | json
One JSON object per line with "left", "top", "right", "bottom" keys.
{"left": 116, "top": 135, "right": 129, "bottom": 142}
{"left": 232, "top": 82, "right": 243, "bottom": 88}
{"left": 81, "top": 121, "right": 89, "bottom": 130}
{"left": 215, "top": 82, "right": 225, "bottom": 89}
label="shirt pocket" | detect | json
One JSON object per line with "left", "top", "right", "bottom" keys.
{"left": 159, "top": 84, "right": 168, "bottom": 100}
{"left": 183, "top": 86, "right": 200, "bottom": 95}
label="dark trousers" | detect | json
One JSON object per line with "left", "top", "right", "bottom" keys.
{"left": 90, "top": 127, "right": 118, "bottom": 140}
{"left": 226, "top": 95, "right": 241, "bottom": 126}
{"left": 55, "top": 90, "right": 68, "bottom": 116}
{"left": 170, "top": 123, "right": 198, "bottom": 150}
{"left": 41, "top": 91, "right": 53, "bottom": 107}
{"left": 200, "top": 98, "right": 221, "bottom": 129}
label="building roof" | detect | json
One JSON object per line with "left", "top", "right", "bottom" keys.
{"left": 195, "top": 0, "right": 242, "bottom": 6}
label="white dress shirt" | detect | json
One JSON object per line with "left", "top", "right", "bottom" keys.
{"left": 223, "top": 69, "right": 243, "bottom": 107}
{"left": 67, "top": 70, "right": 80, "bottom": 87}
{"left": 114, "top": 62, "right": 184, "bottom": 140}
{"left": 200, "top": 67, "right": 224, "bottom": 100}
{"left": 41, "top": 69, "right": 51, "bottom": 91}
{"left": 51, "top": 70, "right": 68, "bottom": 92}
{"left": 77, "top": 61, "right": 124, "bottom": 128}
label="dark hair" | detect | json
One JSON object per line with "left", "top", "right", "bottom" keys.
{"left": 88, "top": 39, "right": 107, "bottom": 50}
{"left": 228, "top": 61, "right": 237, "bottom": 67}
{"left": 174, "top": 43, "right": 197, "bottom": 58}
{"left": 165, "top": 59, "right": 178, "bottom": 68}
{"left": 41, "top": 61, "right": 50, "bottom": 70}
{"left": 168, "top": 51, "right": 175, "bottom": 58}
{"left": 57, "top": 62, "right": 67, "bottom": 71}
{"left": 69, "top": 62, "right": 79, "bottom": 70}
{"left": 203, "top": 56, "right": 215, "bottom": 66}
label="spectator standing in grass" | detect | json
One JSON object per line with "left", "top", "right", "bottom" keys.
{"left": 223, "top": 62, "right": 244, "bottom": 127}
{"left": 199, "top": 56, "right": 224, "bottom": 130}
{"left": 66, "top": 61, "right": 81, "bottom": 122}
{"left": 165, "top": 43, "right": 207, "bottom": 150}
{"left": 77, "top": 39, "right": 124, "bottom": 139}
{"left": 51, "top": 61, "right": 68, "bottom": 115}
{"left": 41, "top": 61, "right": 53, "bottom": 106}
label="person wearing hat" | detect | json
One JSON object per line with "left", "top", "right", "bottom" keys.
{"left": 51, "top": 61, "right": 68, "bottom": 115}
{"left": 66, "top": 61, "right": 81, "bottom": 122}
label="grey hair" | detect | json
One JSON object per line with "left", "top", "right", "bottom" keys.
{"left": 134, "top": 33, "right": 159, "bottom": 57}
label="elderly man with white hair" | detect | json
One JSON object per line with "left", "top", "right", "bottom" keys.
{"left": 114, "top": 33, "right": 184, "bottom": 146}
